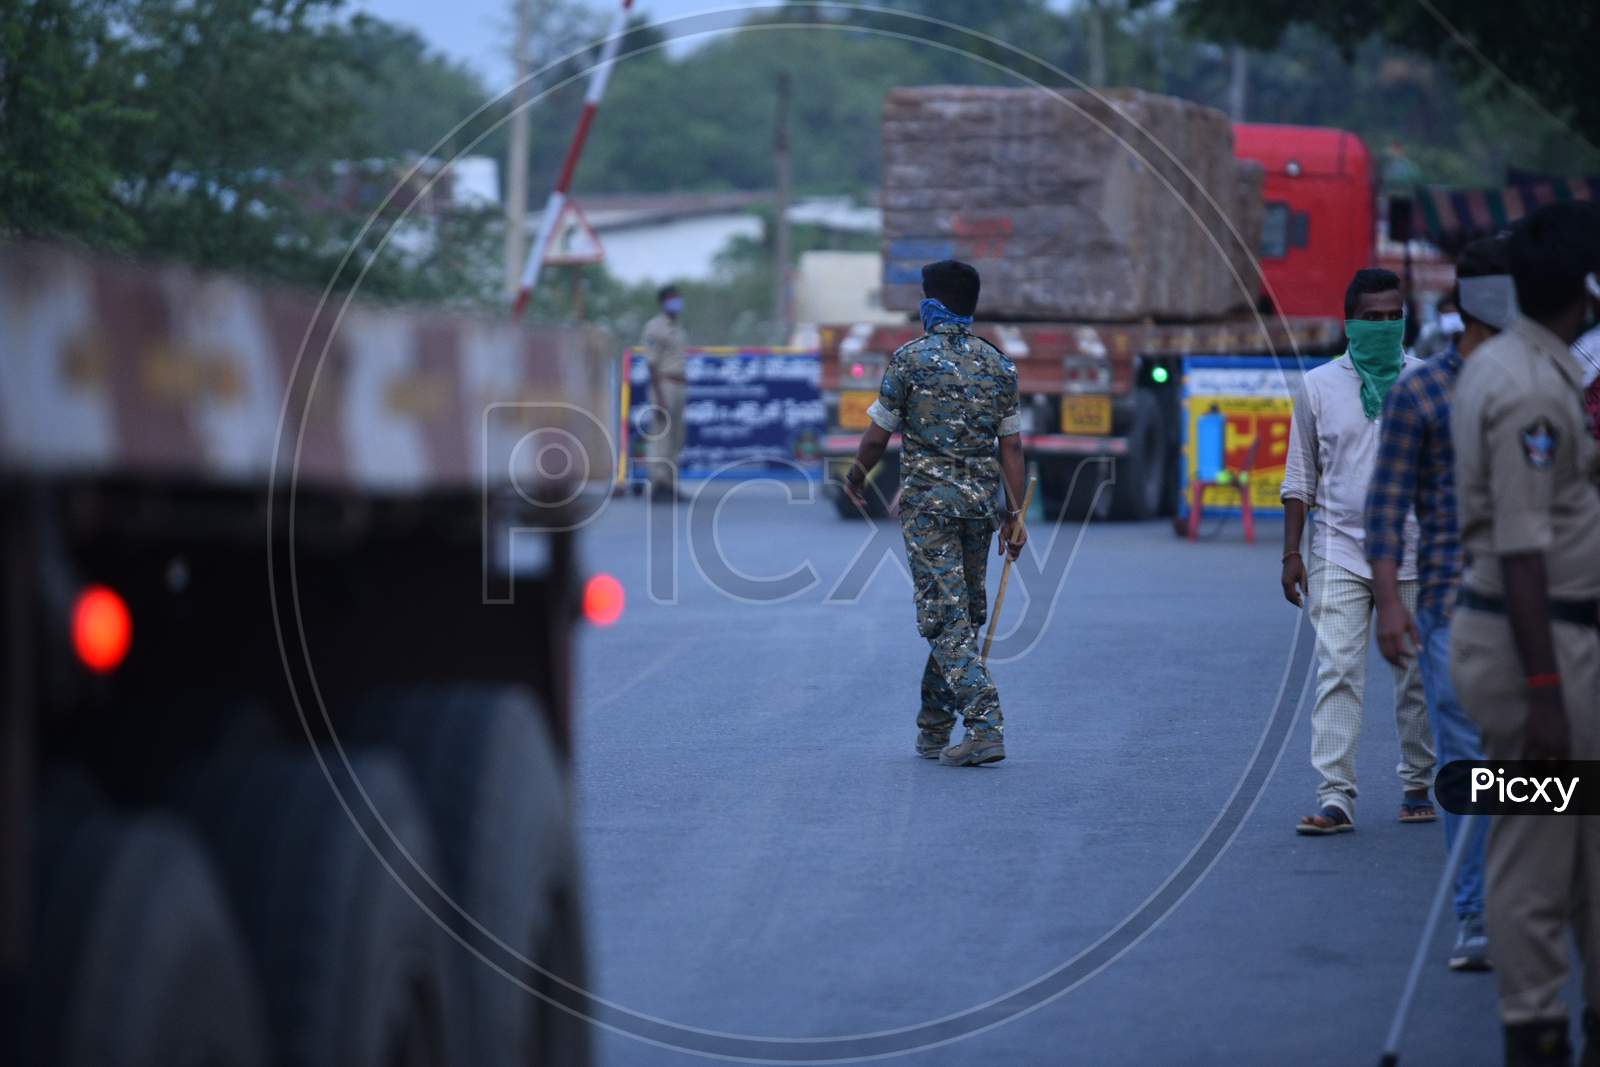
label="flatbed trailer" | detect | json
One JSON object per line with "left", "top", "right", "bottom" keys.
{"left": 817, "top": 314, "right": 1344, "bottom": 520}
{"left": 1, "top": 243, "right": 609, "bottom": 1066}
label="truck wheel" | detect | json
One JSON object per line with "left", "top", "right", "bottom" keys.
{"left": 832, "top": 454, "right": 901, "bottom": 519}
{"left": 27, "top": 798, "right": 267, "bottom": 1067}
{"left": 173, "top": 750, "right": 449, "bottom": 1067}
{"left": 1159, "top": 412, "right": 1182, "bottom": 518}
{"left": 1111, "top": 389, "right": 1166, "bottom": 520}
{"left": 347, "top": 685, "right": 591, "bottom": 1067}
{"left": 1040, "top": 456, "right": 1112, "bottom": 522}
{"left": 531, "top": 884, "right": 591, "bottom": 1067}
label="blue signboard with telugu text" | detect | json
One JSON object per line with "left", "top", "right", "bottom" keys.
{"left": 624, "top": 348, "right": 824, "bottom": 479}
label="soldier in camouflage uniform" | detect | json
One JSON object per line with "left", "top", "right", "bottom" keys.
{"left": 844, "top": 260, "right": 1028, "bottom": 767}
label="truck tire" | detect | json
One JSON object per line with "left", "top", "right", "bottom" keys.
{"left": 1158, "top": 390, "right": 1182, "bottom": 518}
{"left": 1160, "top": 434, "right": 1181, "bottom": 518}
{"left": 832, "top": 453, "right": 901, "bottom": 520}
{"left": 1039, "top": 455, "right": 1112, "bottom": 522}
{"left": 173, "top": 750, "right": 449, "bottom": 1067}
{"left": 1111, "top": 389, "right": 1166, "bottom": 520}
{"left": 27, "top": 797, "right": 266, "bottom": 1067}
{"left": 346, "top": 685, "right": 591, "bottom": 1067}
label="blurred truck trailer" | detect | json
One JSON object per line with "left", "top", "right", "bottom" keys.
{"left": 822, "top": 89, "right": 1369, "bottom": 521}
{"left": 1, "top": 243, "right": 609, "bottom": 1066}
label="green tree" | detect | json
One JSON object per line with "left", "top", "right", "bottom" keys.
{"left": 0, "top": 0, "right": 140, "bottom": 242}
{"left": 1154, "top": 0, "right": 1600, "bottom": 150}
{"left": 540, "top": 18, "right": 972, "bottom": 196}
{"left": 107, "top": 0, "right": 358, "bottom": 277}
{"left": 335, "top": 14, "right": 508, "bottom": 163}
{"left": 1, "top": 0, "right": 517, "bottom": 304}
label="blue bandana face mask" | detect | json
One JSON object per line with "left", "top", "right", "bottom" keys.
{"left": 919, "top": 298, "right": 972, "bottom": 333}
{"left": 662, "top": 296, "right": 684, "bottom": 316}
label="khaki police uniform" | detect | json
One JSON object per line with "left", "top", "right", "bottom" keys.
{"left": 1450, "top": 314, "right": 1600, "bottom": 1025}
{"left": 641, "top": 312, "right": 688, "bottom": 489}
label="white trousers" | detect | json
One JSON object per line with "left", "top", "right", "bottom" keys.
{"left": 1306, "top": 554, "right": 1434, "bottom": 816}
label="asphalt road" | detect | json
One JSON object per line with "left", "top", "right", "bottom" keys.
{"left": 565, "top": 480, "right": 1501, "bottom": 1066}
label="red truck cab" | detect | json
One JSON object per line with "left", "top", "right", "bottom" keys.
{"left": 1233, "top": 123, "right": 1376, "bottom": 318}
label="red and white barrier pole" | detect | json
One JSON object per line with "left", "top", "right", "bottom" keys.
{"left": 511, "top": 0, "right": 635, "bottom": 318}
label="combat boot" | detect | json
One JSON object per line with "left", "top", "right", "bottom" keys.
{"left": 939, "top": 732, "right": 1005, "bottom": 767}
{"left": 1504, "top": 1019, "right": 1572, "bottom": 1067}
{"left": 915, "top": 732, "right": 949, "bottom": 760}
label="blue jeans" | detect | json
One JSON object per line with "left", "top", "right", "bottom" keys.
{"left": 1417, "top": 605, "right": 1488, "bottom": 918}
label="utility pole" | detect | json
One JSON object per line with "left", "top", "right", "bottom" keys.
{"left": 1086, "top": 0, "right": 1107, "bottom": 88}
{"left": 773, "top": 69, "right": 793, "bottom": 344}
{"left": 1227, "top": 45, "right": 1248, "bottom": 122}
{"left": 504, "top": 0, "right": 534, "bottom": 298}
{"left": 1153, "top": 19, "right": 1168, "bottom": 93}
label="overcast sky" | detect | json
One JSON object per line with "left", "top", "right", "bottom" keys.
{"left": 354, "top": 1, "right": 1082, "bottom": 88}
{"left": 350, "top": 0, "right": 737, "bottom": 87}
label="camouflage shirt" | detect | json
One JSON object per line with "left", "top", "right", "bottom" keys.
{"left": 867, "top": 322, "right": 1021, "bottom": 517}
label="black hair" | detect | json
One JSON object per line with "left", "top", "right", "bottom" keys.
{"left": 1456, "top": 233, "right": 1511, "bottom": 281}
{"left": 1343, "top": 268, "right": 1401, "bottom": 319}
{"left": 921, "top": 259, "right": 981, "bottom": 318}
{"left": 657, "top": 284, "right": 680, "bottom": 303}
{"left": 1509, "top": 202, "right": 1600, "bottom": 321}
{"left": 1454, "top": 233, "right": 1511, "bottom": 330}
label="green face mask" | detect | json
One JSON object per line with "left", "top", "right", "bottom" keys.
{"left": 1345, "top": 316, "right": 1406, "bottom": 420}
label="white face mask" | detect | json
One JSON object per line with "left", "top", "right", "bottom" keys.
{"left": 1437, "top": 311, "right": 1464, "bottom": 336}
{"left": 1458, "top": 273, "right": 1517, "bottom": 331}
{"left": 1573, "top": 323, "right": 1600, "bottom": 389}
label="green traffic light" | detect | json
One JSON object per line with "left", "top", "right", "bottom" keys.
{"left": 1151, "top": 365, "right": 1170, "bottom": 384}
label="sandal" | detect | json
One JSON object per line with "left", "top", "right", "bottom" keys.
{"left": 1296, "top": 806, "right": 1354, "bottom": 835}
{"left": 1399, "top": 790, "right": 1438, "bottom": 823}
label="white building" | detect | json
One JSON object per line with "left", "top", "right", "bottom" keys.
{"left": 579, "top": 192, "right": 768, "bottom": 286}
{"left": 789, "top": 249, "right": 904, "bottom": 348}
{"left": 553, "top": 191, "right": 881, "bottom": 287}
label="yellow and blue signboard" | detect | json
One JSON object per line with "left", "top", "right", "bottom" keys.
{"left": 1180, "top": 356, "right": 1330, "bottom": 517}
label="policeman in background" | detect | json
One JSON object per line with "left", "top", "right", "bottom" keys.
{"left": 843, "top": 260, "right": 1027, "bottom": 767}
{"left": 640, "top": 285, "right": 689, "bottom": 501}
{"left": 1449, "top": 201, "right": 1600, "bottom": 1066}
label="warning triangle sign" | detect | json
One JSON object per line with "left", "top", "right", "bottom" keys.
{"left": 543, "top": 200, "right": 605, "bottom": 265}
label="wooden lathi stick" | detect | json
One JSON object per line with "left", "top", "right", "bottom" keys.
{"left": 981, "top": 475, "right": 1036, "bottom": 664}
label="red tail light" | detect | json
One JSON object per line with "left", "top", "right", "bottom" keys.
{"left": 73, "top": 585, "right": 132, "bottom": 674}
{"left": 582, "top": 574, "right": 624, "bottom": 627}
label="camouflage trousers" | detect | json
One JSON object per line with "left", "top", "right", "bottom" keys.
{"left": 900, "top": 508, "right": 1003, "bottom": 741}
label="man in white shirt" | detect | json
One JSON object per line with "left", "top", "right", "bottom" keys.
{"left": 1280, "top": 268, "right": 1435, "bottom": 834}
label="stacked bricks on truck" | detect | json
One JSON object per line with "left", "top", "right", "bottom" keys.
{"left": 821, "top": 87, "right": 1372, "bottom": 520}
{"left": 1, "top": 243, "right": 610, "bottom": 1066}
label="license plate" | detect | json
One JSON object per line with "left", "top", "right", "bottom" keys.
{"left": 1061, "top": 395, "right": 1112, "bottom": 435}
{"left": 838, "top": 390, "right": 877, "bottom": 430}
